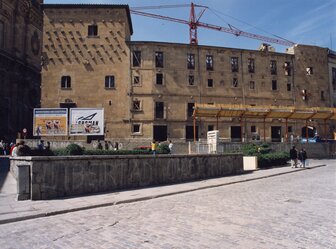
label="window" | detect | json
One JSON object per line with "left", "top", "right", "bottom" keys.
{"left": 284, "top": 62, "right": 291, "bottom": 76}
{"left": 206, "top": 55, "right": 213, "bottom": 70}
{"left": 249, "top": 81, "right": 255, "bottom": 90}
{"left": 105, "top": 75, "right": 115, "bottom": 88}
{"left": 155, "top": 51, "right": 164, "bottom": 68}
{"left": 270, "top": 60, "right": 277, "bottom": 75}
{"left": 61, "top": 76, "right": 71, "bottom": 88}
{"left": 187, "top": 103, "right": 195, "bottom": 117}
{"left": 251, "top": 125, "right": 256, "bottom": 133}
{"left": 133, "top": 76, "right": 140, "bottom": 85}
{"left": 88, "top": 24, "right": 98, "bottom": 36}
{"left": 231, "top": 57, "right": 239, "bottom": 72}
{"left": 306, "top": 67, "right": 313, "bottom": 75}
{"left": 288, "top": 126, "right": 293, "bottom": 133}
{"left": 188, "top": 75, "right": 195, "bottom": 86}
{"left": 321, "top": 91, "right": 325, "bottom": 101}
{"left": 132, "top": 100, "right": 141, "bottom": 111}
{"left": 248, "top": 58, "right": 255, "bottom": 73}
{"left": 287, "top": 82, "right": 291, "bottom": 91}
{"left": 232, "top": 78, "right": 238, "bottom": 88}
{"left": 132, "top": 124, "right": 141, "bottom": 134}
{"left": 156, "top": 73, "right": 163, "bottom": 85}
{"left": 272, "top": 80, "right": 277, "bottom": 90}
{"left": 0, "top": 21, "right": 4, "bottom": 48}
{"left": 155, "top": 101, "right": 164, "bottom": 119}
{"left": 187, "top": 53, "right": 195, "bottom": 69}
{"left": 207, "top": 79, "right": 213, "bottom": 88}
{"left": 332, "top": 68, "right": 336, "bottom": 91}
{"left": 208, "top": 125, "right": 214, "bottom": 131}
{"left": 132, "top": 51, "right": 141, "bottom": 67}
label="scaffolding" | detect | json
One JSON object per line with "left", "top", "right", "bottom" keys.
{"left": 192, "top": 104, "right": 336, "bottom": 142}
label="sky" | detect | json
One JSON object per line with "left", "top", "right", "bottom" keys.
{"left": 43, "top": 0, "right": 336, "bottom": 53}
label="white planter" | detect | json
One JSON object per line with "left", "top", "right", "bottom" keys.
{"left": 243, "top": 156, "right": 258, "bottom": 170}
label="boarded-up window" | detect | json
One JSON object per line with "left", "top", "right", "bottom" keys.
{"left": 155, "top": 102, "right": 164, "bottom": 119}
{"left": 132, "top": 51, "right": 141, "bottom": 67}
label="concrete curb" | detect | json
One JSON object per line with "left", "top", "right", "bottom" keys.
{"left": 0, "top": 164, "right": 326, "bottom": 225}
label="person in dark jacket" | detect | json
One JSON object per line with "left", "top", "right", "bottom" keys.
{"left": 298, "top": 148, "right": 307, "bottom": 168}
{"left": 290, "top": 146, "right": 298, "bottom": 168}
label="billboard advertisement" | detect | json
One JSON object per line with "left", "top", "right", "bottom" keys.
{"left": 33, "top": 108, "right": 68, "bottom": 136}
{"left": 70, "top": 108, "right": 104, "bottom": 136}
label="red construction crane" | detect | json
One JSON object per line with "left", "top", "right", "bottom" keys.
{"left": 130, "top": 3, "right": 295, "bottom": 47}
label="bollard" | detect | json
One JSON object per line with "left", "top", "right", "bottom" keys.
{"left": 17, "top": 165, "right": 30, "bottom": 200}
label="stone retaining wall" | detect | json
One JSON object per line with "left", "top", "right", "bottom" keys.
{"left": 10, "top": 154, "right": 243, "bottom": 200}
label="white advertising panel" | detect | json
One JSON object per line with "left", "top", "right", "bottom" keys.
{"left": 70, "top": 108, "right": 104, "bottom": 136}
{"left": 33, "top": 108, "right": 68, "bottom": 136}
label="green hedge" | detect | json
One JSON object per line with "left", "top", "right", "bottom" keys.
{"left": 242, "top": 143, "right": 289, "bottom": 168}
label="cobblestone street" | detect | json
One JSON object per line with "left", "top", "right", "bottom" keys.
{"left": 0, "top": 161, "right": 335, "bottom": 249}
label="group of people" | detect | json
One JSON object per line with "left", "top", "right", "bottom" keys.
{"left": 151, "top": 140, "right": 174, "bottom": 155}
{"left": 289, "top": 146, "right": 307, "bottom": 168}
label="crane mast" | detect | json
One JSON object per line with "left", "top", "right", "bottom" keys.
{"left": 130, "top": 3, "right": 295, "bottom": 47}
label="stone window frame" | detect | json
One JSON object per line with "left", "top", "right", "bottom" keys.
{"left": 248, "top": 58, "right": 255, "bottom": 73}
{"left": 188, "top": 74, "right": 196, "bottom": 86}
{"left": 306, "top": 67, "right": 313, "bottom": 75}
{"left": 231, "top": 57, "right": 239, "bottom": 73}
{"left": 187, "top": 102, "right": 195, "bottom": 118}
{"left": 271, "top": 79, "right": 277, "bottom": 91}
{"left": 249, "top": 81, "right": 255, "bottom": 90}
{"left": 61, "top": 75, "right": 71, "bottom": 89}
{"left": 156, "top": 72, "right": 164, "bottom": 85}
{"left": 131, "top": 123, "right": 142, "bottom": 135}
{"left": 270, "top": 60, "right": 277, "bottom": 75}
{"left": 232, "top": 77, "right": 238, "bottom": 88}
{"left": 87, "top": 24, "right": 98, "bottom": 37}
{"left": 207, "top": 78, "right": 214, "bottom": 88}
{"left": 284, "top": 61, "right": 291, "bottom": 76}
{"left": 132, "top": 50, "right": 141, "bottom": 67}
{"left": 206, "top": 55, "right": 214, "bottom": 71}
{"left": 155, "top": 51, "right": 164, "bottom": 68}
{"left": 187, "top": 53, "right": 195, "bottom": 70}
{"left": 155, "top": 101, "right": 165, "bottom": 119}
{"left": 105, "top": 75, "right": 115, "bottom": 89}
{"left": 132, "top": 75, "right": 141, "bottom": 86}
{"left": 132, "top": 99, "right": 142, "bottom": 112}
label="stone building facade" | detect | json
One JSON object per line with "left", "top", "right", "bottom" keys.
{"left": 41, "top": 4, "right": 133, "bottom": 141}
{"left": 41, "top": 4, "right": 332, "bottom": 143}
{"left": 0, "top": 0, "right": 43, "bottom": 141}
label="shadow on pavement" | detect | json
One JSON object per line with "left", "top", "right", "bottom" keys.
{"left": 0, "top": 157, "right": 10, "bottom": 191}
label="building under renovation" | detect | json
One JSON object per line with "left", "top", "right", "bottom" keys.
{"left": 0, "top": 0, "right": 43, "bottom": 141}
{"left": 40, "top": 4, "right": 335, "bottom": 143}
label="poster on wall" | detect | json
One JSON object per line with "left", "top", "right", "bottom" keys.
{"left": 70, "top": 108, "right": 104, "bottom": 136}
{"left": 33, "top": 108, "right": 68, "bottom": 136}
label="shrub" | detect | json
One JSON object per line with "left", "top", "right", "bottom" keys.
{"left": 64, "top": 144, "right": 84, "bottom": 155}
{"left": 157, "top": 143, "right": 170, "bottom": 154}
{"left": 257, "top": 152, "right": 290, "bottom": 168}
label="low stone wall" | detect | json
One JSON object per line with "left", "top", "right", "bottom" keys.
{"left": 10, "top": 154, "right": 243, "bottom": 200}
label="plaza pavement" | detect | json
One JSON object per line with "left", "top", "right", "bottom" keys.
{"left": 0, "top": 156, "right": 327, "bottom": 225}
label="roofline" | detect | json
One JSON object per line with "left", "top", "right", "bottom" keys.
{"left": 129, "top": 41, "right": 293, "bottom": 56}
{"left": 42, "top": 4, "right": 133, "bottom": 35}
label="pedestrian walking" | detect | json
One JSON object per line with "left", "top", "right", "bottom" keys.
{"left": 298, "top": 148, "right": 307, "bottom": 168}
{"left": 168, "top": 140, "right": 173, "bottom": 154}
{"left": 151, "top": 140, "right": 157, "bottom": 156}
{"left": 290, "top": 146, "right": 298, "bottom": 168}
